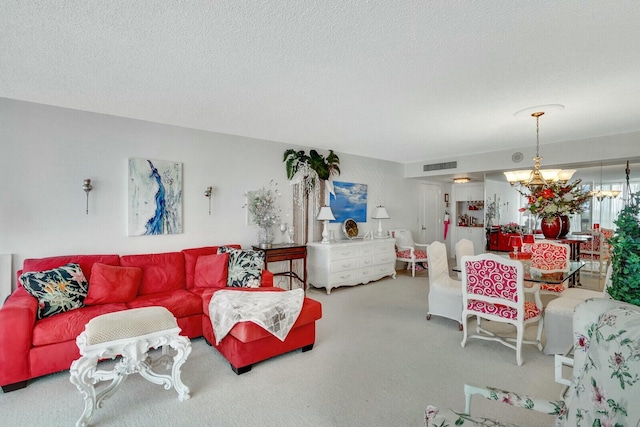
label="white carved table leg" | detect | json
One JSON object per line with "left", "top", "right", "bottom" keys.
{"left": 70, "top": 308, "right": 191, "bottom": 427}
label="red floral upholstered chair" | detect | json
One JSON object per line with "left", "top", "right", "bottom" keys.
{"left": 527, "top": 241, "right": 570, "bottom": 297}
{"left": 460, "top": 253, "right": 543, "bottom": 366}
{"left": 425, "top": 298, "right": 640, "bottom": 426}
{"left": 389, "top": 228, "right": 428, "bottom": 277}
{"left": 580, "top": 228, "right": 613, "bottom": 276}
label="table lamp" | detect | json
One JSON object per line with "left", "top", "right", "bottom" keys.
{"left": 509, "top": 235, "right": 523, "bottom": 258}
{"left": 316, "top": 206, "right": 336, "bottom": 243}
{"left": 372, "top": 206, "right": 390, "bottom": 238}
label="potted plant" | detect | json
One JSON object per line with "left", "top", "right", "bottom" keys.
{"left": 607, "top": 192, "right": 640, "bottom": 305}
{"left": 283, "top": 149, "right": 340, "bottom": 243}
{"left": 245, "top": 181, "right": 282, "bottom": 248}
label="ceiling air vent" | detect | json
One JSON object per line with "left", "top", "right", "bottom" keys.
{"left": 423, "top": 161, "right": 457, "bottom": 172}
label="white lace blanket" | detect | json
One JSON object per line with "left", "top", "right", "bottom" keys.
{"left": 208, "top": 288, "right": 304, "bottom": 345}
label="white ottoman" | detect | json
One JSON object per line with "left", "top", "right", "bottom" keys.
{"left": 70, "top": 307, "right": 191, "bottom": 427}
{"left": 543, "top": 290, "right": 603, "bottom": 354}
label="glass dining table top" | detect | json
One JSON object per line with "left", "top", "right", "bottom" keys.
{"left": 453, "top": 259, "right": 585, "bottom": 284}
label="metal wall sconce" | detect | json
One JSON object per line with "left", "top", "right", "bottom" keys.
{"left": 204, "top": 186, "right": 213, "bottom": 215}
{"left": 82, "top": 179, "right": 93, "bottom": 214}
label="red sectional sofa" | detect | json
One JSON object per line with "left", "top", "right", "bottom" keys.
{"left": 0, "top": 245, "right": 322, "bottom": 392}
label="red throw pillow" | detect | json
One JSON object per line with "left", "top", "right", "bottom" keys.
{"left": 85, "top": 263, "right": 142, "bottom": 305}
{"left": 194, "top": 253, "right": 229, "bottom": 288}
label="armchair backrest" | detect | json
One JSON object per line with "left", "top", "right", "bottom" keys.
{"left": 462, "top": 253, "right": 524, "bottom": 313}
{"left": 531, "top": 241, "right": 570, "bottom": 273}
{"left": 426, "top": 241, "right": 449, "bottom": 283}
{"left": 559, "top": 298, "right": 640, "bottom": 426}
{"left": 389, "top": 229, "right": 415, "bottom": 249}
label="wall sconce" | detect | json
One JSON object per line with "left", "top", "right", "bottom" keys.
{"left": 204, "top": 186, "right": 213, "bottom": 215}
{"left": 82, "top": 179, "right": 93, "bottom": 215}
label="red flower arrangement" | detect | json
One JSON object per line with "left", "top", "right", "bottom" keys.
{"left": 519, "top": 180, "right": 590, "bottom": 219}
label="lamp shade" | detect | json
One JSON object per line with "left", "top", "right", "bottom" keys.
{"left": 372, "top": 206, "right": 390, "bottom": 219}
{"left": 316, "top": 206, "right": 335, "bottom": 221}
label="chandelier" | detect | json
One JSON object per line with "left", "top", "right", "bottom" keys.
{"left": 590, "top": 163, "right": 621, "bottom": 201}
{"left": 504, "top": 111, "right": 576, "bottom": 192}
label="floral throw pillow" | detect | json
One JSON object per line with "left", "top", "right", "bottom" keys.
{"left": 217, "top": 247, "right": 265, "bottom": 288}
{"left": 19, "top": 263, "right": 89, "bottom": 319}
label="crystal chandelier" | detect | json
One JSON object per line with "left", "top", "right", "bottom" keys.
{"left": 504, "top": 111, "right": 576, "bottom": 192}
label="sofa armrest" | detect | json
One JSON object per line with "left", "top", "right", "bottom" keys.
{"left": 261, "top": 269, "right": 274, "bottom": 287}
{"left": 0, "top": 288, "right": 37, "bottom": 386}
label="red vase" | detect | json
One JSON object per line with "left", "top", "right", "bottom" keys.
{"left": 559, "top": 215, "right": 570, "bottom": 238}
{"left": 541, "top": 216, "right": 562, "bottom": 239}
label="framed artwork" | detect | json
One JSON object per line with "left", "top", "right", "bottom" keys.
{"left": 128, "top": 158, "right": 183, "bottom": 236}
{"left": 329, "top": 181, "right": 368, "bottom": 223}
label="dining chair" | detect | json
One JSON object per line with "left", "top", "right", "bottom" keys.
{"left": 528, "top": 240, "right": 571, "bottom": 297}
{"left": 454, "top": 238, "right": 474, "bottom": 279}
{"left": 580, "top": 228, "right": 613, "bottom": 276}
{"left": 389, "top": 228, "right": 428, "bottom": 277}
{"left": 426, "top": 241, "right": 463, "bottom": 330}
{"left": 461, "top": 253, "right": 544, "bottom": 366}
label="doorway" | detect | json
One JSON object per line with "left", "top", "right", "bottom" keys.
{"left": 419, "top": 183, "right": 441, "bottom": 244}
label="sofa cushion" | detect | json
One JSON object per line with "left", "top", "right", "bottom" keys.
{"left": 85, "top": 263, "right": 143, "bottom": 305}
{"left": 228, "top": 297, "right": 322, "bottom": 343}
{"left": 32, "top": 303, "right": 128, "bottom": 346}
{"left": 199, "top": 286, "right": 285, "bottom": 313}
{"left": 120, "top": 252, "right": 185, "bottom": 295}
{"left": 217, "top": 247, "right": 265, "bottom": 288}
{"left": 126, "top": 289, "right": 202, "bottom": 318}
{"left": 194, "top": 253, "right": 229, "bottom": 288}
{"left": 21, "top": 254, "right": 120, "bottom": 282}
{"left": 182, "top": 245, "right": 241, "bottom": 289}
{"left": 19, "top": 263, "right": 89, "bottom": 319}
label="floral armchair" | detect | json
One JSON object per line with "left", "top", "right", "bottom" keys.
{"left": 425, "top": 298, "right": 640, "bottom": 426}
{"left": 389, "top": 228, "right": 428, "bottom": 277}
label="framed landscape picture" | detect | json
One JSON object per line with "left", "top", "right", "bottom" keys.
{"left": 128, "top": 158, "right": 183, "bottom": 236}
{"left": 329, "top": 181, "right": 367, "bottom": 223}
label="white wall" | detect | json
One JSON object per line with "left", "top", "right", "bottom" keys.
{"left": 0, "top": 98, "right": 422, "bottom": 291}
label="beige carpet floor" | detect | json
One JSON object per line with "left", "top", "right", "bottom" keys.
{"left": 2, "top": 263, "right": 604, "bottom": 426}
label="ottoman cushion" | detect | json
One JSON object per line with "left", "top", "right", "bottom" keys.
{"left": 84, "top": 307, "right": 177, "bottom": 346}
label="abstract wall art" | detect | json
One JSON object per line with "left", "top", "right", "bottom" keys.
{"left": 128, "top": 158, "right": 183, "bottom": 236}
{"left": 329, "top": 181, "right": 368, "bottom": 223}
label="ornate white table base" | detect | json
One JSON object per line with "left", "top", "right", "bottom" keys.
{"left": 69, "top": 307, "right": 191, "bottom": 427}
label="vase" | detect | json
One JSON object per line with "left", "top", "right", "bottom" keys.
{"left": 559, "top": 215, "right": 570, "bottom": 238}
{"left": 541, "top": 216, "right": 562, "bottom": 239}
{"left": 257, "top": 226, "right": 275, "bottom": 248}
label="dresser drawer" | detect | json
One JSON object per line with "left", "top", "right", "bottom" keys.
{"left": 329, "top": 269, "right": 358, "bottom": 284}
{"left": 330, "top": 257, "right": 359, "bottom": 273}
{"left": 330, "top": 246, "right": 359, "bottom": 260}
{"left": 372, "top": 252, "right": 395, "bottom": 265}
{"left": 359, "top": 245, "right": 373, "bottom": 257}
{"left": 373, "top": 242, "right": 395, "bottom": 254}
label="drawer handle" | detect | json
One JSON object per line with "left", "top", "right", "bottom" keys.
{"left": 341, "top": 263, "right": 353, "bottom": 268}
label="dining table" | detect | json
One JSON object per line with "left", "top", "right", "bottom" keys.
{"left": 453, "top": 258, "right": 585, "bottom": 288}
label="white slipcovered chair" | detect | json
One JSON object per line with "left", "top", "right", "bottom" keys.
{"left": 543, "top": 264, "right": 612, "bottom": 354}
{"left": 454, "top": 238, "right": 474, "bottom": 279}
{"left": 426, "top": 241, "right": 463, "bottom": 330}
{"left": 389, "top": 228, "right": 428, "bottom": 277}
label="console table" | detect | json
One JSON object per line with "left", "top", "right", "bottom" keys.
{"left": 252, "top": 244, "right": 307, "bottom": 291}
{"left": 306, "top": 238, "right": 396, "bottom": 294}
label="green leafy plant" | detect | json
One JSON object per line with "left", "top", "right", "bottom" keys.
{"left": 608, "top": 192, "right": 640, "bottom": 306}
{"left": 283, "top": 149, "right": 340, "bottom": 183}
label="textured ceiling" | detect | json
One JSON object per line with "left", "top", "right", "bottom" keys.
{"left": 2, "top": 1, "right": 640, "bottom": 164}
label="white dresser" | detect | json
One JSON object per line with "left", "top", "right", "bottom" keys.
{"left": 307, "top": 238, "right": 396, "bottom": 294}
